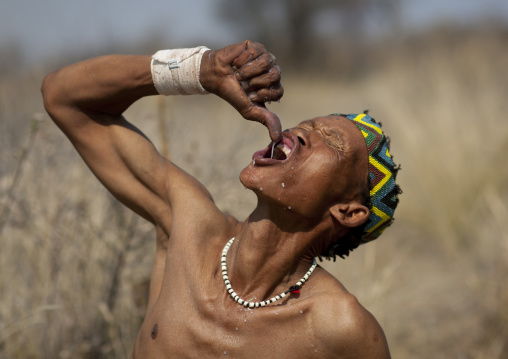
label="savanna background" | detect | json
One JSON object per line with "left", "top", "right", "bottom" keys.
{"left": 1, "top": 0, "right": 508, "bottom": 358}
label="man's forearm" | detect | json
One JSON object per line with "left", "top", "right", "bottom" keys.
{"left": 42, "top": 42, "right": 284, "bottom": 141}
{"left": 42, "top": 55, "right": 157, "bottom": 119}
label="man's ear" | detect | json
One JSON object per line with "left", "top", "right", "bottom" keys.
{"left": 329, "top": 203, "right": 370, "bottom": 228}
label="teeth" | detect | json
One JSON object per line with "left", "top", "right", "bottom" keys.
{"left": 277, "top": 143, "right": 291, "bottom": 157}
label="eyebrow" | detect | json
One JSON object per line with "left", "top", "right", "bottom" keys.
{"left": 295, "top": 120, "right": 347, "bottom": 154}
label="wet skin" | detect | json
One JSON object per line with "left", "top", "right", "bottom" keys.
{"left": 130, "top": 116, "right": 383, "bottom": 358}
{"left": 241, "top": 115, "right": 369, "bottom": 220}
{"left": 42, "top": 40, "right": 390, "bottom": 358}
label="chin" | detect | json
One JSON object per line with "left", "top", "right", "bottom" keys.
{"left": 239, "top": 162, "right": 259, "bottom": 190}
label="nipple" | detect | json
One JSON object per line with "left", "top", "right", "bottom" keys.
{"left": 151, "top": 323, "right": 158, "bottom": 339}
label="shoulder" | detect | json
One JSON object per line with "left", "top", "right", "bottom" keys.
{"left": 309, "top": 274, "right": 391, "bottom": 358}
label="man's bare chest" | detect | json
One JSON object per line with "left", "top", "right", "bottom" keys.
{"left": 134, "top": 296, "right": 324, "bottom": 358}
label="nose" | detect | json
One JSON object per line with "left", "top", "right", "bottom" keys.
{"left": 288, "top": 128, "right": 309, "bottom": 147}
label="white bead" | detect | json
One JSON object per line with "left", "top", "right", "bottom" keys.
{"left": 221, "top": 237, "right": 317, "bottom": 309}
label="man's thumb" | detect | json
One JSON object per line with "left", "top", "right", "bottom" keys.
{"left": 245, "top": 105, "right": 282, "bottom": 142}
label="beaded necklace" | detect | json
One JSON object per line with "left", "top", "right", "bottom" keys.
{"left": 221, "top": 237, "right": 318, "bottom": 308}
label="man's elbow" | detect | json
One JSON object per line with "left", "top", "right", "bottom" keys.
{"left": 41, "top": 71, "right": 60, "bottom": 120}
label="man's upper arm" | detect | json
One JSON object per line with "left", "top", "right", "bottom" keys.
{"left": 48, "top": 104, "right": 212, "bottom": 226}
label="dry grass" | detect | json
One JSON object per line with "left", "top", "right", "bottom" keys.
{"left": 1, "top": 26, "right": 508, "bottom": 358}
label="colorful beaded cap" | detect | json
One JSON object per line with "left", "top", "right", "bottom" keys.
{"left": 335, "top": 113, "right": 400, "bottom": 243}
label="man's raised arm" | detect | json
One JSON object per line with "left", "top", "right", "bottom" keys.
{"left": 41, "top": 41, "right": 283, "bottom": 225}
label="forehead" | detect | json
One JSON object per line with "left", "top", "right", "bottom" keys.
{"left": 297, "top": 115, "right": 368, "bottom": 162}
{"left": 297, "top": 115, "right": 363, "bottom": 141}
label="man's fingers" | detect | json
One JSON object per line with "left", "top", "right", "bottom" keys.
{"left": 235, "top": 53, "right": 276, "bottom": 81}
{"left": 232, "top": 42, "right": 267, "bottom": 69}
{"left": 219, "top": 41, "right": 252, "bottom": 66}
{"left": 242, "top": 68, "right": 281, "bottom": 91}
{"left": 246, "top": 85, "right": 284, "bottom": 103}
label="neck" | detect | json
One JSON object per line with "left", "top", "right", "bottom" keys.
{"left": 225, "top": 203, "right": 332, "bottom": 303}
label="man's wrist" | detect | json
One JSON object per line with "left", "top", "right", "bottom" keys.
{"left": 151, "top": 46, "right": 210, "bottom": 96}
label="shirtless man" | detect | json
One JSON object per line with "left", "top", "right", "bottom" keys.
{"left": 42, "top": 40, "right": 399, "bottom": 358}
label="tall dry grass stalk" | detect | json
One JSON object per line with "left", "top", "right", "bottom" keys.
{"left": 1, "top": 27, "right": 507, "bottom": 358}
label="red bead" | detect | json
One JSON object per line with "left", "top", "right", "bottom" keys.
{"left": 291, "top": 289, "right": 300, "bottom": 294}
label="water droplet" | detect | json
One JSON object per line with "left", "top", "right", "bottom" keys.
{"left": 291, "top": 166, "right": 294, "bottom": 170}
{"left": 281, "top": 183, "right": 285, "bottom": 188}
{"left": 300, "top": 310, "right": 303, "bottom": 314}
{"left": 244, "top": 318, "right": 247, "bottom": 323}
{"left": 311, "top": 344, "right": 314, "bottom": 348}
{"left": 224, "top": 350, "right": 227, "bottom": 355}
{"left": 260, "top": 187, "right": 263, "bottom": 191}
{"left": 288, "top": 206, "right": 291, "bottom": 210}
{"left": 235, "top": 327, "right": 238, "bottom": 331}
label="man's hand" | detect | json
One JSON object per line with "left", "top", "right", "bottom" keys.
{"left": 200, "top": 41, "right": 283, "bottom": 142}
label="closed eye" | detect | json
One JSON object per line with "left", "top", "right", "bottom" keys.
{"left": 295, "top": 121, "right": 345, "bottom": 154}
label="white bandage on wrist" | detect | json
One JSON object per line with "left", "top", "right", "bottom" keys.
{"left": 151, "top": 46, "right": 210, "bottom": 95}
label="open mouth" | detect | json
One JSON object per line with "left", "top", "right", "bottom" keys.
{"left": 270, "top": 141, "right": 292, "bottom": 160}
{"left": 253, "top": 134, "right": 295, "bottom": 164}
